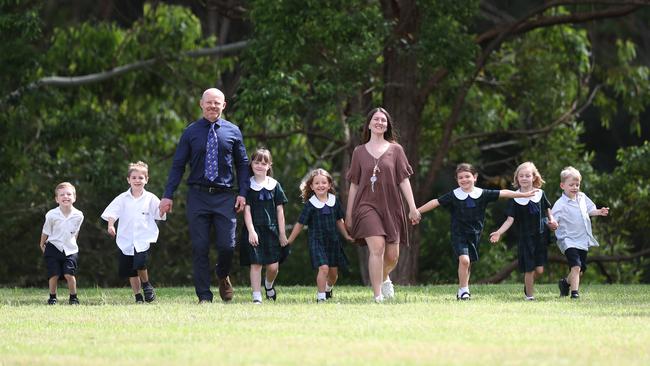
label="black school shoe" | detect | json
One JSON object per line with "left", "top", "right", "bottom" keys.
{"left": 47, "top": 297, "right": 57, "bottom": 305}
{"left": 325, "top": 290, "right": 332, "bottom": 299}
{"left": 558, "top": 278, "right": 570, "bottom": 297}
{"left": 457, "top": 292, "right": 471, "bottom": 301}
{"left": 135, "top": 293, "right": 145, "bottom": 304}
{"left": 143, "top": 283, "right": 156, "bottom": 303}
{"left": 265, "top": 286, "right": 276, "bottom": 301}
{"left": 570, "top": 291, "right": 580, "bottom": 299}
{"left": 69, "top": 296, "right": 79, "bottom": 305}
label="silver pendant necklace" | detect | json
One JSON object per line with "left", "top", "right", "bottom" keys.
{"left": 371, "top": 158, "right": 380, "bottom": 192}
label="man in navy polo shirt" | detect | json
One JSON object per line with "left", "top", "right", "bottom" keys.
{"left": 160, "top": 88, "right": 249, "bottom": 303}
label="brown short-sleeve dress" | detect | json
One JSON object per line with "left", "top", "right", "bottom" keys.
{"left": 346, "top": 143, "right": 413, "bottom": 245}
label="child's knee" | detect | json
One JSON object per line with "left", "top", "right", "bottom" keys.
{"left": 318, "top": 265, "right": 330, "bottom": 274}
{"left": 535, "top": 267, "right": 544, "bottom": 275}
{"left": 458, "top": 256, "right": 471, "bottom": 267}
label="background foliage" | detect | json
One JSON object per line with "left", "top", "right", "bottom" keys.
{"left": 1, "top": 0, "right": 649, "bottom": 287}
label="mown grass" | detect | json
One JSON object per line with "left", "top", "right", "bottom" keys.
{"left": 1, "top": 284, "right": 649, "bottom": 365}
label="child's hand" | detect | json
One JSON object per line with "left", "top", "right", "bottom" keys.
{"left": 344, "top": 233, "right": 355, "bottom": 243}
{"left": 409, "top": 210, "right": 421, "bottom": 225}
{"left": 547, "top": 218, "right": 558, "bottom": 230}
{"left": 39, "top": 242, "right": 45, "bottom": 253}
{"left": 107, "top": 226, "right": 116, "bottom": 237}
{"left": 598, "top": 207, "right": 609, "bottom": 216}
{"left": 489, "top": 231, "right": 501, "bottom": 244}
{"left": 279, "top": 234, "right": 289, "bottom": 247}
{"left": 248, "top": 231, "right": 259, "bottom": 246}
{"left": 522, "top": 189, "right": 540, "bottom": 197}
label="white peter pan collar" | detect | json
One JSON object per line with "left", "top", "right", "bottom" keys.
{"left": 453, "top": 187, "right": 483, "bottom": 200}
{"left": 513, "top": 189, "right": 543, "bottom": 205}
{"left": 249, "top": 176, "right": 278, "bottom": 191}
{"left": 309, "top": 193, "right": 336, "bottom": 208}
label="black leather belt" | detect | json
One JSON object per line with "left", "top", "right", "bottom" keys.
{"left": 190, "top": 185, "right": 232, "bottom": 194}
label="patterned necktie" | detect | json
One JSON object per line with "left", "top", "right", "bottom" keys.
{"left": 205, "top": 123, "right": 219, "bottom": 181}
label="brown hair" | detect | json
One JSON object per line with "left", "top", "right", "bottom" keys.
{"left": 54, "top": 182, "right": 76, "bottom": 197}
{"left": 513, "top": 161, "right": 545, "bottom": 189}
{"left": 362, "top": 107, "right": 397, "bottom": 143}
{"left": 299, "top": 168, "right": 336, "bottom": 202}
{"left": 455, "top": 163, "right": 477, "bottom": 178}
{"left": 250, "top": 148, "right": 273, "bottom": 177}
{"left": 127, "top": 161, "right": 149, "bottom": 178}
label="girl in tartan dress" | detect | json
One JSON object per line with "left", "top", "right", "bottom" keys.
{"left": 240, "top": 148, "right": 289, "bottom": 304}
{"left": 489, "top": 162, "right": 558, "bottom": 301}
{"left": 417, "top": 163, "right": 537, "bottom": 301}
{"left": 287, "top": 168, "right": 354, "bottom": 302}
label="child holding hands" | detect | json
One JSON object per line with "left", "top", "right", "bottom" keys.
{"left": 101, "top": 161, "right": 166, "bottom": 303}
{"left": 552, "top": 166, "right": 609, "bottom": 299}
{"left": 418, "top": 163, "right": 537, "bottom": 300}
{"left": 489, "top": 162, "right": 558, "bottom": 300}
{"left": 240, "top": 148, "right": 289, "bottom": 304}
{"left": 40, "top": 182, "right": 84, "bottom": 305}
{"left": 287, "top": 168, "right": 353, "bottom": 302}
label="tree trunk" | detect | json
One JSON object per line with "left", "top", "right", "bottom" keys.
{"left": 381, "top": 0, "right": 423, "bottom": 285}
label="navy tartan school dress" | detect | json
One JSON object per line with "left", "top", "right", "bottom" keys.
{"left": 240, "top": 177, "right": 289, "bottom": 266}
{"left": 438, "top": 187, "right": 500, "bottom": 262}
{"left": 505, "top": 190, "right": 553, "bottom": 273}
{"left": 298, "top": 194, "right": 349, "bottom": 269}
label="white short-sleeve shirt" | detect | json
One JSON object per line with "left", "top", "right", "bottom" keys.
{"left": 101, "top": 189, "right": 166, "bottom": 255}
{"left": 551, "top": 192, "right": 598, "bottom": 253}
{"left": 42, "top": 206, "right": 84, "bottom": 255}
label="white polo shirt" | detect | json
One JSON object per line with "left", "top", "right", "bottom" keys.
{"left": 101, "top": 189, "right": 166, "bottom": 255}
{"left": 551, "top": 192, "right": 598, "bottom": 253}
{"left": 42, "top": 206, "right": 84, "bottom": 255}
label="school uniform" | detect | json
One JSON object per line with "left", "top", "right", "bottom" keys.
{"left": 505, "top": 190, "right": 552, "bottom": 272}
{"left": 101, "top": 188, "right": 166, "bottom": 277}
{"left": 552, "top": 192, "right": 598, "bottom": 272}
{"left": 240, "top": 176, "right": 289, "bottom": 265}
{"left": 438, "top": 187, "right": 500, "bottom": 262}
{"left": 42, "top": 206, "right": 84, "bottom": 278}
{"left": 298, "top": 194, "right": 348, "bottom": 269}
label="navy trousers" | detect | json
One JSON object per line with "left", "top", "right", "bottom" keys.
{"left": 187, "top": 187, "right": 237, "bottom": 301}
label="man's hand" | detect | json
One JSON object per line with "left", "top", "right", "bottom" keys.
{"left": 159, "top": 198, "right": 173, "bottom": 216}
{"left": 235, "top": 195, "right": 246, "bottom": 213}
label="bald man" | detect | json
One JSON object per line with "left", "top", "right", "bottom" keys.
{"left": 160, "top": 88, "right": 249, "bottom": 302}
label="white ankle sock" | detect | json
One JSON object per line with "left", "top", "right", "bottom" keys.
{"left": 265, "top": 278, "right": 274, "bottom": 289}
{"left": 325, "top": 283, "right": 333, "bottom": 292}
{"left": 252, "top": 291, "right": 262, "bottom": 302}
{"left": 317, "top": 292, "right": 326, "bottom": 300}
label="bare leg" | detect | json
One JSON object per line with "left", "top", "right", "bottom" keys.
{"left": 250, "top": 264, "right": 262, "bottom": 293}
{"left": 568, "top": 266, "right": 581, "bottom": 291}
{"left": 265, "top": 262, "right": 279, "bottom": 286}
{"left": 48, "top": 276, "right": 58, "bottom": 295}
{"left": 317, "top": 265, "right": 329, "bottom": 293}
{"left": 458, "top": 255, "right": 471, "bottom": 288}
{"left": 63, "top": 274, "right": 77, "bottom": 295}
{"left": 524, "top": 271, "right": 535, "bottom": 296}
{"left": 365, "top": 236, "right": 386, "bottom": 298}
{"left": 129, "top": 276, "right": 142, "bottom": 294}
{"left": 138, "top": 269, "right": 149, "bottom": 284}
{"left": 328, "top": 267, "right": 339, "bottom": 287}
{"left": 383, "top": 243, "right": 399, "bottom": 282}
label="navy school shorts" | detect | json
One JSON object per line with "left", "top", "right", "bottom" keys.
{"left": 43, "top": 242, "right": 78, "bottom": 279}
{"left": 564, "top": 247, "right": 588, "bottom": 272}
{"left": 118, "top": 249, "right": 149, "bottom": 278}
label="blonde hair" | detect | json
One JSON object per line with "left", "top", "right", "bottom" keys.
{"left": 560, "top": 166, "right": 582, "bottom": 183}
{"left": 300, "top": 168, "right": 336, "bottom": 202}
{"left": 513, "top": 161, "right": 545, "bottom": 189}
{"left": 250, "top": 148, "right": 273, "bottom": 177}
{"left": 127, "top": 161, "right": 149, "bottom": 178}
{"left": 54, "top": 182, "right": 76, "bottom": 197}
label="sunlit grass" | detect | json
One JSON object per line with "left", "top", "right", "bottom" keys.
{"left": 1, "top": 285, "right": 649, "bottom": 365}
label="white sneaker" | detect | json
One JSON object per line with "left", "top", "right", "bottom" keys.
{"left": 524, "top": 295, "right": 535, "bottom": 301}
{"left": 381, "top": 278, "right": 395, "bottom": 299}
{"left": 374, "top": 294, "right": 385, "bottom": 303}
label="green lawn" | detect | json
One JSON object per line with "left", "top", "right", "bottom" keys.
{"left": 1, "top": 284, "right": 649, "bottom": 365}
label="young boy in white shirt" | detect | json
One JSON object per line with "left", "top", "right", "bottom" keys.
{"left": 552, "top": 166, "right": 609, "bottom": 299}
{"left": 40, "top": 182, "right": 84, "bottom": 305}
{"left": 102, "top": 161, "right": 166, "bottom": 303}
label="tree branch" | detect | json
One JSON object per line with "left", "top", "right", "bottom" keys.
{"left": 477, "top": 248, "right": 650, "bottom": 284}
{"left": 477, "top": 2, "right": 647, "bottom": 45}
{"left": 4, "top": 40, "right": 249, "bottom": 103}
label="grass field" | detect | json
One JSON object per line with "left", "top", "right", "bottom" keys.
{"left": 1, "top": 284, "right": 649, "bottom": 365}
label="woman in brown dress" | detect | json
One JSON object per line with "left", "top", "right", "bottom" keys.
{"left": 346, "top": 107, "right": 420, "bottom": 302}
